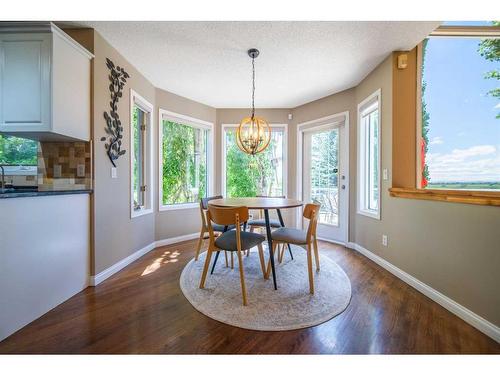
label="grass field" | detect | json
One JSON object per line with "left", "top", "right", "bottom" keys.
{"left": 427, "top": 182, "right": 500, "bottom": 190}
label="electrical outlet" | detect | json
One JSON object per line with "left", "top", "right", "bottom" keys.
{"left": 53, "top": 164, "right": 62, "bottom": 178}
{"left": 111, "top": 167, "right": 117, "bottom": 179}
{"left": 77, "top": 164, "right": 85, "bottom": 177}
{"left": 382, "top": 234, "right": 388, "bottom": 247}
{"left": 383, "top": 168, "right": 388, "bottom": 180}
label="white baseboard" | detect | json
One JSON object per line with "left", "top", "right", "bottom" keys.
{"left": 89, "top": 242, "right": 156, "bottom": 286}
{"left": 352, "top": 243, "right": 500, "bottom": 343}
{"left": 316, "top": 236, "right": 346, "bottom": 247}
{"left": 89, "top": 232, "right": 198, "bottom": 286}
{"left": 155, "top": 232, "right": 199, "bottom": 247}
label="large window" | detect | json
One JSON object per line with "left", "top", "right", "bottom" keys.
{"left": 159, "top": 109, "right": 212, "bottom": 210}
{"left": 358, "top": 89, "right": 381, "bottom": 219}
{"left": 222, "top": 125, "right": 286, "bottom": 197}
{"left": 419, "top": 22, "right": 500, "bottom": 191}
{"left": 130, "top": 90, "right": 153, "bottom": 218}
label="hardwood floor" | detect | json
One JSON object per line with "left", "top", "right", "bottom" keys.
{"left": 0, "top": 240, "right": 498, "bottom": 354}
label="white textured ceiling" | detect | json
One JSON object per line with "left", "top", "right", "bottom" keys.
{"left": 72, "top": 21, "right": 440, "bottom": 108}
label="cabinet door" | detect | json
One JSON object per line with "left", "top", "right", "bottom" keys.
{"left": 0, "top": 33, "right": 51, "bottom": 131}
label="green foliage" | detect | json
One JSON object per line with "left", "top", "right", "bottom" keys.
{"left": 132, "top": 107, "right": 142, "bottom": 207}
{"left": 162, "top": 120, "right": 207, "bottom": 205}
{"left": 310, "top": 129, "right": 338, "bottom": 189}
{"left": 421, "top": 38, "right": 431, "bottom": 184}
{"left": 225, "top": 130, "right": 282, "bottom": 198}
{"left": 0, "top": 134, "right": 38, "bottom": 165}
{"left": 478, "top": 21, "right": 500, "bottom": 118}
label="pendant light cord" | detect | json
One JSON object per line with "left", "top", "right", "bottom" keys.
{"left": 251, "top": 56, "right": 255, "bottom": 120}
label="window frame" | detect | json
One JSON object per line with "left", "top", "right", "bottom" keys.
{"left": 389, "top": 24, "right": 500, "bottom": 206}
{"left": 221, "top": 123, "right": 288, "bottom": 198}
{"left": 158, "top": 108, "right": 214, "bottom": 212}
{"left": 416, "top": 25, "right": 500, "bottom": 193}
{"left": 130, "top": 89, "right": 154, "bottom": 219}
{"left": 357, "top": 88, "right": 382, "bottom": 220}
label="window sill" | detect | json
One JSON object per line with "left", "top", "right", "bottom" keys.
{"left": 131, "top": 208, "right": 153, "bottom": 219}
{"left": 159, "top": 202, "right": 198, "bottom": 212}
{"left": 389, "top": 187, "right": 500, "bottom": 207}
{"left": 357, "top": 209, "right": 381, "bottom": 220}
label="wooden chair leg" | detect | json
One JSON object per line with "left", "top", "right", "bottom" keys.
{"left": 265, "top": 242, "right": 278, "bottom": 279}
{"left": 257, "top": 243, "right": 267, "bottom": 279}
{"left": 230, "top": 252, "right": 234, "bottom": 269}
{"left": 194, "top": 230, "right": 205, "bottom": 261}
{"left": 236, "top": 249, "right": 248, "bottom": 306}
{"left": 199, "top": 245, "right": 214, "bottom": 289}
{"left": 307, "top": 243, "right": 314, "bottom": 294}
{"left": 224, "top": 250, "right": 229, "bottom": 267}
{"left": 313, "top": 236, "right": 320, "bottom": 271}
{"left": 247, "top": 227, "right": 254, "bottom": 257}
{"left": 278, "top": 243, "right": 285, "bottom": 263}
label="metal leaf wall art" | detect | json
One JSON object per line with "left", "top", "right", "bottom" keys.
{"left": 101, "top": 58, "right": 130, "bottom": 167}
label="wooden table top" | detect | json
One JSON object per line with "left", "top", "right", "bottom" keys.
{"left": 208, "top": 197, "right": 303, "bottom": 210}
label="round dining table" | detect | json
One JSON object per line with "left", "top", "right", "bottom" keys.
{"left": 208, "top": 197, "right": 303, "bottom": 290}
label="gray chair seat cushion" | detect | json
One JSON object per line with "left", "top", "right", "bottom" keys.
{"left": 271, "top": 227, "right": 308, "bottom": 245}
{"left": 212, "top": 223, "right": 235, "bottom": 232}
{"left": 215, "top": 231, "right": 266, "bottom": 251}
{"left": 247, "top": 218, "right": 282, "bottom": 228}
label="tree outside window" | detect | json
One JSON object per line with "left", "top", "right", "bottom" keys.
{"left": 225, "top": 128, "right": 284, "bottom": 198}
{"left": 0, "top": 134, "right": 38, "bottom": 165}
{"left": 162, "top": 120, "right": 207, "bottom": 205}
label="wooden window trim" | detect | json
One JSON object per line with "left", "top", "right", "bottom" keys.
{"left": 389, "top": 188, "right": 500, "bottom": 207}
{"left": 391, "top": 40, "right": 500, "bottom": 207}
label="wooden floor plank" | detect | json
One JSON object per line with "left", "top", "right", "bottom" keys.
{"left": 0, "top": 240, "right": 498, "bottom": 354}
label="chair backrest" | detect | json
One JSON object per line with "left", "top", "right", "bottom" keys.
{"left": 207, "top": 205, "right": 249, "bottom": 226}
{"left": 303, "top": 203, "right": 321, "bottom": 241}
{"left": 199, "top": 195, "right": 223, "bottom": 230}
{"left": 201, "top": 195, "right": 223, "bottom": 210}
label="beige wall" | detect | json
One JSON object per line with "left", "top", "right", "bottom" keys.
{"left": 92, "top": 32, "right": 156, "bottom": 274}
{"left": 354, "top": 56, "right": 500, "bottom": 326}
{"left": 155, "top": 89, "right": 216, "bottom": 241}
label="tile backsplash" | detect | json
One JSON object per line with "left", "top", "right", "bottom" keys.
{"left": 37, "top": 141, "right": 92, "bottom": 191}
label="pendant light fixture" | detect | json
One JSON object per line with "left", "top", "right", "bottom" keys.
{"left": 236, "top": 48, "right": 271, "bottom": 155}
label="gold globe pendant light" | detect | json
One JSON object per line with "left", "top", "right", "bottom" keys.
{"left": 236, "top": 49, "right": 271, "bottom": 155}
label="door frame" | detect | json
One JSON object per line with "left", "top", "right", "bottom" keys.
{"left": 296, "top": 111, "right": 350, "bottom": 245}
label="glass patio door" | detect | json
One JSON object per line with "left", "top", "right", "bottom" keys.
{"left": 302, "top": 122, "right": 348, "bottom": 243}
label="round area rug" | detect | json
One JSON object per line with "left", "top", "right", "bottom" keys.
{"left": 179, "top": 245, "right": 352, "bottom": 331}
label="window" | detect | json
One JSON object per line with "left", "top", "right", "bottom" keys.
{"left": 358, "top": 89, "right": 381, "bottom": 219}
{"left": 418, "top": 22, "right": 500, "bottom": 191}
{"left": 130, "top": 90, "right": 153, "bottom": 218}
{"left": 0, "top": 134, "right": 38, "bottom": 166}
{"left": 159, "top": 109, "right": 213, "bottom": 210}
{"left": 222, "top": 124, "right": 286, "bottom": 197}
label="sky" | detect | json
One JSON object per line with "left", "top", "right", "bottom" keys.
{"left": 423, "top": 33, "right": 500, "bottom": 183}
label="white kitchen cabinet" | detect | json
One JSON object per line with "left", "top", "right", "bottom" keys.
{"left": 0, "top": 23, "right": 93, "bottom": 141}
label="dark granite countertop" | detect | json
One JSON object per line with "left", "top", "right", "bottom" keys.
{"left": 0, "top": 188, "right": 92, "bottom": 199}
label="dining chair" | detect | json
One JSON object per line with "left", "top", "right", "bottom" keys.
{"left": 199, "top": 205, "right": 267, "bottom": 306}
{"left": 194, "top": 195, "right": 234, "bottom": 265}
{"left": 265, "top": 203, "right": 320, "bottom": 294}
